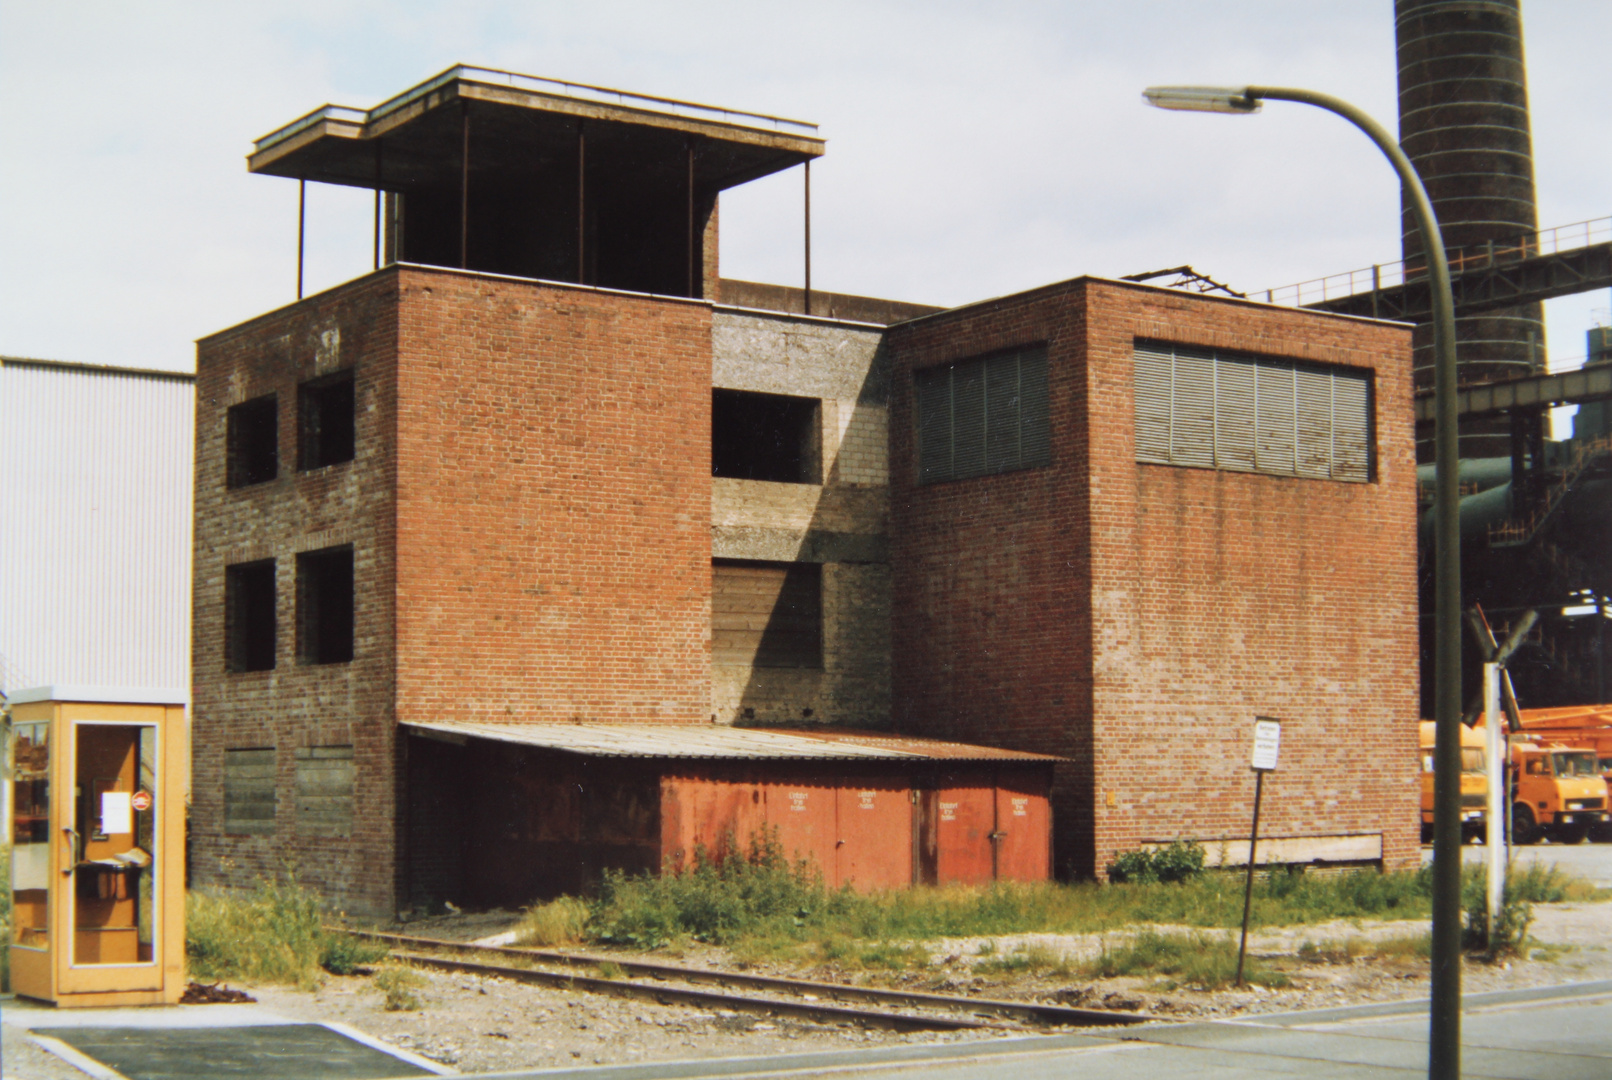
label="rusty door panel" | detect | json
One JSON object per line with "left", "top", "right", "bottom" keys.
{"left": 662, "top": 773, "right": 766, "bottom": 868}
{"left": 935, "top": 781, "right": 996, "bottom": 885}
{"left": 834, "top": 781, "right": 913, "bottom": 891}
{"left": 915, "top": 788, "right": 939, "bottom": 886}
{"left": 761, "top": 780, "right": 838, "bottom": 885}
{"left": 993, "top": 772, "right": 1052, "bottom": 881}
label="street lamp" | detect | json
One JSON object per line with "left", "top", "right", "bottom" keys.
{"left": 1144, "top": 84, "right": 1463, "bottom": 1080}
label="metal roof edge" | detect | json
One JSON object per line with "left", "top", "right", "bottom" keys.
{"left": 7, "top": 685, "right": 188, "bottom": 706}
{"left": 1, "top": 356, "right": 195, "bottom": 382}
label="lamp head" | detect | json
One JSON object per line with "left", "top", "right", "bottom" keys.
{"left": 1142, "top": 86, "right": 1261, "bottom": 114}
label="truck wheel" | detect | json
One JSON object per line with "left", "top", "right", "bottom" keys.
{"left": 1512, "top": 804, "right": 1540, "bottom": 846}
{"left": 1556, "top": 823, "right": 1589, "bottom": 845}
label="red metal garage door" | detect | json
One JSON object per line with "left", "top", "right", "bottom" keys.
{"left": 933, "top": 780, "right": 995, "bottom": 885}
{"left": 993, "top": 772, "right": 1052, "bottom": 882}
{"left": 835, "top": 781, "right": 913, "bottom": 891}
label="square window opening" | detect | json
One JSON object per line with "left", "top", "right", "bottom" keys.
{"left": 297, "top": 545, "right": 355, "bottom": 665}
{"left": 712, "top": 559, "right": 822, "bottom": 669}
{"left": 298, "top": 370, "right": 356, "bottom": 471}
{"left": 226, "top": 394, "right": 278, "bottom": 488}
{"left": 712, "top": 389, "right": 821, "bottom": 484}
{"left": 225, "top": 559, "right": 276, "bottom": 672}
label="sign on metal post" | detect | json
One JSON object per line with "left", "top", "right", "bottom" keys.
{"left": 1237, "top": 717, "right": 1281, "bottom": 987}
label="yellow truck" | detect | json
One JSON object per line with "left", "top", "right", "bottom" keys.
{"left": 1506, "top": 734, "right": 1609, "bottom": 845}
{"left": 1418, "top": 720, "right": 1487, "bottom": 844}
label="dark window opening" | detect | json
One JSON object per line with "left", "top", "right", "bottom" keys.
{"left": 712, "top": 389, "right": 821, "bottom": 484}
{"left": 916, "top": 346, "right": 1050, "bottom": 484}
{"left": 712, "top": 559, "right": 822, "bottom": 669}
{"left": 297, "top": 545, "right": 355, "bottom": 665}
{"left": 225, "top": 559, "right": 276, "bottom": 672}
{"left": 226, "top": 394, "right": 278, "bottom": 488}
{"left": 298, "top": 370, "right": 356, "bottom": 471}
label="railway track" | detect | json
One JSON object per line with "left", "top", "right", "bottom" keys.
{"left": 339, "top": 929, "right": 1156, "bottom": 1034}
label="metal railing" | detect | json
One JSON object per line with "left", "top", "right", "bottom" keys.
{"left": 1261, "top": 216, "right": 1612, "bottom": 308}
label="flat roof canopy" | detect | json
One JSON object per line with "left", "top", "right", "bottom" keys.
{"left": 250, "top": 65, "right": 825, "bottom": 194}
{"left": 404, "top": 721, "right": 1064, "bottom": 763}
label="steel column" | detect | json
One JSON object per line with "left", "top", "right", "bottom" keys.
{"left": 373, "top": 141, "right": 383, "bottom": 271}
{"left": 687, "top": 141, "right": 696, "bottom": 298}
{"left": 296, "top": 179, "right": 306, "bottom": 300}
{"left": 459, "top": 103, "right": 470, "bottom": 270}
{"left": 577, "top": 122, "right": 587, "bottom": 285}
{"left": 803, "top": 160, "right": 812, "bottom": 317}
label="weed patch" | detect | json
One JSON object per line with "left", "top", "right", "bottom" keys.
{"left": 1088, "top": 930, "right": 1288, "bottom": 990}
{"left": 973, "top": 943, "right": 1075, "bottom": 978}
{"left": 186, "top": 877, "right": 387, "bottom": 987}
{"left": 374, "top": 963, "right": 425, "bottom": 1011}
{"left": 516, "top": 896, "right": 589, "bottom": 947}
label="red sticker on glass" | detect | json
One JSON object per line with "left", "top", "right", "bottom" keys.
{"left": 131, "top": 790, "right": 153, "bottom": 812}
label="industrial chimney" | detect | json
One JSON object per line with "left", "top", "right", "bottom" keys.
{"left": 1395, "top": 0, "right": 1545, "bottom": 461}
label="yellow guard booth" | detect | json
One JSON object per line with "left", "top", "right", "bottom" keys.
{"left": 9, "top": 687, "right": 187, "bottom": 1005}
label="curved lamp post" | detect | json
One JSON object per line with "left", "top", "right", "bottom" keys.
{"left": 1143, "top": 85, "right": 1461, "bottom": 1080}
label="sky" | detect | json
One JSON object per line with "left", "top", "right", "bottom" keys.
{"left": 3, "top": 1, "right": 1608, "bottom": 392}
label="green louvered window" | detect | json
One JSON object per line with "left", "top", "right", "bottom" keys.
{"left": 1134, "top": 340, "right": 1372, "bottom": 482}
{"left": 915, "top": 346, "right": 1051, "bottom": 484}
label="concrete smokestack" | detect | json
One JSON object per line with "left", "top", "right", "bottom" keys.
{"left": 1396, "top": 0, "right": 1544, "bottom": 460}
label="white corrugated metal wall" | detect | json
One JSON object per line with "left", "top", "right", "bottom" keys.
{"left": 0, "top": 358, "right": 194, "bottom": 695}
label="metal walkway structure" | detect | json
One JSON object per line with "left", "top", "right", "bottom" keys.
{"left": 1262, "top": 216, "right": 1612, "bottom": 322}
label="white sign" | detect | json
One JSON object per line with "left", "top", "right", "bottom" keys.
{"left": 100, "top": 791, "right": 133, "bottom": 835}
{"left": 1251, "top": 719, "right": 1281, "bottom": 771}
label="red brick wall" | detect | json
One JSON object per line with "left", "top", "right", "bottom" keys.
{"left": 191, "top": 272, "right": 401, "bottom": 915}
{"left": 392, "top": 268, "right": 713, "bottom": 725}
{"left": 887, "top": 279, "right": 1421, "bottom": 879}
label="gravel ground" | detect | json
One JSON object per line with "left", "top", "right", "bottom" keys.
{"left": 230, "top": 900, "right": 1612, "bottom": 1074}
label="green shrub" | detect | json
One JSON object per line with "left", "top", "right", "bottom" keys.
{"left": 1105, "top": 841, "right": 1205, "bottom": 884}
{"left": 591, "top": 828, "right": 828, "bottom": 948}
{"left": 186, "top": 876, "right": 387, "bottom": 987}
{"left": 1460, "top": 864, "right": 1534, "bottom": 955}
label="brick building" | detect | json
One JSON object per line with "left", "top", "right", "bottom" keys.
{"left": 191, "top": 67, "right": 1418, "bottom": 914}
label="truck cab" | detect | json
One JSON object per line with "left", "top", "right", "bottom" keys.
{"left": 1418, "top": 720, "right": 1486, "bottom": 844}
{"left": 1509, "top": 738, "right": 1610, "bottom": 845}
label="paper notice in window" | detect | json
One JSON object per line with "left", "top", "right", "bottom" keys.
{"left": 101, "top": 791, "right": 133, "bottom": 835}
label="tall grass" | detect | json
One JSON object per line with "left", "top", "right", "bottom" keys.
{"left": 553, "top": 832, "right": 1448, "bottom": 959}
{"left": 186, "top": 877, "right": 386, "bottom": 988}
{"left": 1088, "top": 930, "right": 1289, "bottom": 990}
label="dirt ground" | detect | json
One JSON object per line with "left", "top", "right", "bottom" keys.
{"left": 232, "top": 900, "right": 1612, "bottom": 1075}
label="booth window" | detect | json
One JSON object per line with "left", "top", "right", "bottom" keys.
{"left": 298, "top": 369, "right": 356, "bottom": 471}
{"left": 223, "top": 748, "right": 276, "bottom": 836}
{"left": 712, "top": 389, "right": 821, "bottom": 484}
{"left": 226, "top": 394, "right": 278, "bottom": 488}
{"left": 296, "top": 545, "right": 355, "bottom": 665}
{"left": 225, "top": 559, "right": 276, "bottom": 672}
{"left": 916, "top": 346, "right": 1050, "bottom": 484}
{"left": 712, "top": 559, "right": 822, "bottom": 668}
{"left": 1133, "top": 341, "right": 1372, "bottom": 482}
{"left": 295, "top": 746, "right": 354, "bottom": 838}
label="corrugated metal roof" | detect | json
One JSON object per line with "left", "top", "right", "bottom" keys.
{"left": 402, "top": 721, "right": 1064, "bottom": 762}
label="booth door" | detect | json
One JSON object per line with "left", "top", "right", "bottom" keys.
{"left": 57, "top": 720, "right": 164, "bottom": 993}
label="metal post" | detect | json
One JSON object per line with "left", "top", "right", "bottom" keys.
{"left": 687, "top": 141, "right": 696, "bottom": 298}
{"left": 1484, "top": 662, "right": 1506, "bottom": 947}
{"left": 459, "top": 103, "right": 470, "bottom": 270}
{"left": 577, "top": 122, "right": 586, "bottom": 285}
{"left": 1235, "top": 768, "right": 1265, "bottom": 987}
{"left": 803, "top": 159, "right": 812, "bottom": 317}
{"left": 1242, "top": 87, "right": 1462, "bottom": 1080}
{"left": 373, "top": 140, "right": 383, "bottom": 272}
{"left": 1598, "top": 596, "right": 1606, "bottom": 704}
{"left": 1372, "top": 264, "right": 1381, "bottom": 319}
{"left": 296, "top": 178, "right": 306, "bottom": 300}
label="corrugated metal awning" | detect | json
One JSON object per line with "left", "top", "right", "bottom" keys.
{"left": 402, "top": 721, "right": 1063, "bottom": 762}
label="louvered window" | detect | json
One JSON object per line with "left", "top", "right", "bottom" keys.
{"left": 916, "top": 346, "right": 1050, "bottom": 484}
{"left": 1133, "top": 341, "right": 1372, "bottom": 482}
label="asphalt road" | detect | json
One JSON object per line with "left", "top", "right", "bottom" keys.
{"left": 495, "top": 981, "right": 1612, "bottom": 1080}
